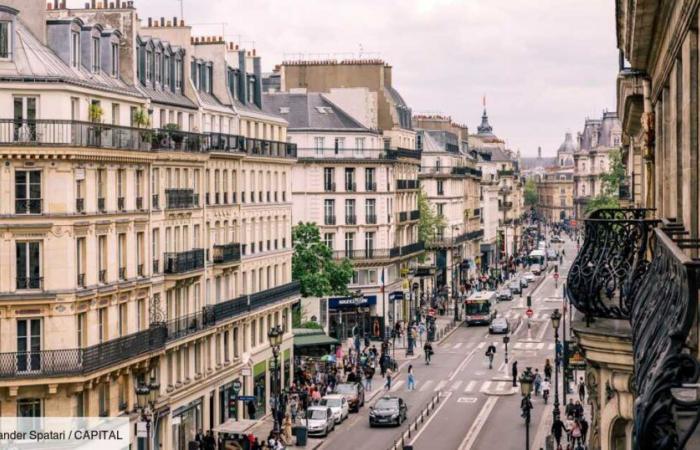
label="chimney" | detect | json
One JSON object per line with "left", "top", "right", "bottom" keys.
{"left": 116, "top": 0, "right": 121, "bottom": 7}
{"left": 173, "top": 16, "right": 177, "bottom": 26}
{"left": 160, "top": 17, "right": 165, "bottom": 26}
{"left": 53, "top": 0, "right": 59, "bottom": 8}
{"left": 147, "top": 17, "right": 152, "bottom": 27}
{"left": 47, "top": 2, "right": 52, "bottom": 10}
{"left": 91, "top": 0, "right": 96, "bottom": 8}
{"left": 538, "top": 146, "right": 542, "bottom": 159}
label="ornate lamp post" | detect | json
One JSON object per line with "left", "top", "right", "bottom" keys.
{"left": 268, "top": 325, "right": 284, "bottom": 440}
{"left": 135, "top": 375, "right": 160, "bottom": 450}
{"left": 550, "top": 309, "right": 562, "bottom": 422}
{"left": 519, "top": 367, "right": 534, "bottom": 450}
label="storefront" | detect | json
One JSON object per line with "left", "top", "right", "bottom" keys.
{"left": 172, "top": 398, "right": 202, "bottom": 450}
{"left": 219, "top": 379, "right": 242, "bottom": 424}
{"left": 328, "top": 295, "right": 376, "bottom": 340}
{"left": 388, "top": 291, "right": 405, "bottom": 326}
{"left": 284, "top": 349, "right": 291, "bottom": 388}
{"left": 253, "top": 361, "right": 266, "bottom": 419}
{"left": 480, "top": 243, "right": 496, "bottom": 272}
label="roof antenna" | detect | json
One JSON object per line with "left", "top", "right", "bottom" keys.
{"left": 176, "top": 0, "right": 184, "bottom": 21}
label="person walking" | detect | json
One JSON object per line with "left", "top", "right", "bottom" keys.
{"left": 486, "top": 342, "right": 497, "bottom": 369}
{"left": 384, "top": 367, "right": 394, "bottom": 390}
{"left": 511, "top": 361, "right": 518, "bottom": 387}
{"left": 533, "top": 369, "right": 542, "bottom": 396}
{"left": 424, "top": 341, "right": 433, "bottom": 365}
{"left": 544, "top": 359, "right": 553, "bottom": 380}
{"left": 541, "top": 377, "right": 551, "bottom": 404}
{"left": 407, "top": 365, "right": 416, "bottom": 391}
{"left": 580, "top": 416, "right": 589, "bottom": 445}
{"left": 578, "top": 377, "right": 586, "bottom": 402}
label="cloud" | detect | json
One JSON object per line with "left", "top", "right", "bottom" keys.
{"left": 123, "top": 0, "right": 618, "bottom": 156}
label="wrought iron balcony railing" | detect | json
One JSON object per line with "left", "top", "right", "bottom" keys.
{"left": 400, "top": 241, "right": 425, "bottom": 256}
{"left": 213, "top": 243, "right": 242, "bottom": 264}
{"left": 566, "top": 209, "right": 658, "bottom": 321}
{"left": 631, "top": 224, "right": 700, "bottom": 450}
{"left": 332, "top": 248, "right": 401, "bottom": 260}
{"left": 410, "top": 210, "right": 420, "bottom": 221}
{"left": 165, "top": 188, "right": 199, "bottom": 209}
{"left": 163, "top": 249, "right": 205, "bottom": 274}
{"left": 396, "top": 179, "right": 420, "bottom": 190}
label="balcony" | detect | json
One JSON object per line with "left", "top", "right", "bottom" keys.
{"left": 209, "top": 132, "right": 244, "bottom": 153}
{"left": 0, "top": 325, "right": 166, "bottom": 379}
{"left": 15, "top": 199, "right": 42, "bottom": 214}
{"left": 400, "top": 241, "right": 425, "bottom": 256}
{"left": 324, "top": 182, "right": 336, "bottom": 192}
{"left": 324, "top": 215, "right": 336, "bottom": 226}
{"left": 366, "top": 182, "right": 377, "bottom": 192}
{"left": 566, "top": 209, "right": 657, "bottom": 321}
{"left": 333, "top": 248, "right": 401, "bottom": 260}
{"left": 150, "top": 128, "right": 207, "bottom": 152}
{"left": 386, "top": 148, "right": 421, "bottom": 160}
{"left": 244, "top": 138, "right": 297, "bottom": 159}
{"left": 213, "top": 243, "right": 242, "bottom": 264}
{"left": 346, "top": 182, "right": 357, "bottom": 192}
{"left": 366, "top": 214, "right": 377, "bottom": 224}
{"left": 346, "top": 215, "right": 357, "bottom": 225}
{"left": 165, "top": 189, "right": 199, "bottom": 209}
{"left": 426, "top": 230, "right": 484, "bottom": 249}
{"left": 163, "top": 249, "right": 205, "bottom": 274}
{"left": 165, "top": 309, "right": 215, "bottom": 342}
{"left": 396, "top": 179, "right": 420, "bottom": 190}
{"left": 76, "top": 198, "right": 85, "bottom": 213}
{"left": 16, "top": 276, "right": 42, "bottom": 290}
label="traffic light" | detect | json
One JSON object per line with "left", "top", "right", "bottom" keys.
{"left": 228, "top": 390, "right": 237, "bottom": 417}
{"left": 527, "top": 295, "right": 532, "bottom": 307}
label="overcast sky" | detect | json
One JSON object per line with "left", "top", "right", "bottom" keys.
{"left": 121, "top": 0, "right": 617, "bottom": 156}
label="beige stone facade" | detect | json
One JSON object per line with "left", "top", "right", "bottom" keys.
{"left": 536, "top": 168, "right": 574, "bottom": 223}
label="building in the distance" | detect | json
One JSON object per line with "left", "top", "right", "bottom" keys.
{"left": 573, "top": 112, "right": 622, "bottom": 219}
{"left": 534, "top": 133, "right": 575, "bottom": 223}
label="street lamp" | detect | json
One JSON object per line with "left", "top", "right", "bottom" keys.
{"left": 134, "top": 375, "right": 159, "bottom": 450}
{"left": 550, "top": 309, "right": 562, "bottom": 422}
{"left": 519, "top": 367, "right": 534, "bottom": 450}
{"left": 268, "top": 325, "right": 284, "bottom": 440}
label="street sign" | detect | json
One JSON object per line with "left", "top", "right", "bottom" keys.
{"left": 237, "top": 395, "right": 256, "bottom": 402}
{"left": 241, "top": 366, "right": 252, "bottom": 377}
{"left": 554, "top": 273, "right": 559, "bottom": 280}
{"left": 526, "top": 308, "right": 533, "bottom": 318}
{"left": 428, "top": 308, "right": 436, "bottom": 317}
{"left": 136, "top": 422, "right": 148, "bottom": 438}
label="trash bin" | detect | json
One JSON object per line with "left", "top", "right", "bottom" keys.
{"left": 293, "top": 425, "right": 308, "bottom": 446}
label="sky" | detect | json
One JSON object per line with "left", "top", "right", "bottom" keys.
{"left": 97, "top": 0, "right": 618, "bottom": 157}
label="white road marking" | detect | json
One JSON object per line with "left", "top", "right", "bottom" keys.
{"left": 476, "top": 342, "right": 486, "bottom": 349}
{"left": 495, "top": 381, "right": 506, "bottom": 391}
{"left": 464, "top": 381, "right": 477, "bottom": 392}
{"left": 390, "top": 380, "right": 404, "bottom": 392}
{"left": 514, "top": 342, "right": 524, "bottom": 349}
{"left": 458, "top": 397, "right": 478, "bottom": 403}
{"left": 458, "top": 396, "right": 499, "bottom": 450}
{"left": 451, "top": 347, "right": 478, "bottom": 379}
{"left": 547, "top": 343, "right": 555, "bottom": 351}
{"left": 419, "top": 380, "right": 434, "bottom": 392}
{"left": 434, "top": 380, "right": 448, "bottom": 392}
{"left": 408, "top": 391, "right": 453, "bottom": 445}
{"left": 454, "top": 342, "right": 463, "bottom": 349}
{"left": 450, "top": 380, "right": 463, "bottom": 391}
{"left": 479, "top": 381, "right": 492, "bottom": 392}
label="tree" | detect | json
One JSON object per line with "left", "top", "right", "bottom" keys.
{"left": 292, "top": 222, "right": 354, "bottom": 297}
{"left": 585, "top": 149, "right": 626, "bottom": 214}
{"left": 418, "top": 189, "right": 446, "bottom": 244}
{"left": 524, "top": 179, "right": 539, "bottom": 206}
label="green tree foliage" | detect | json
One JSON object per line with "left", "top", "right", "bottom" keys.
{"left": 292, "top": 222, "right": 354, "bottom": 297}
{"left": 585, "top": 149, "right": 626, "bottom": 214}
{"left": 418, "top": 189, "right": 446, "bottom": 244}
{"left": 524, "top": 179, "right": 539, "bottom": 206}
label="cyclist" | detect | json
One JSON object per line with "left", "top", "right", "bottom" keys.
{"left": 423, "top": 341, "right": 433, "bottom": 365}
{"left": 485, "top": 342, "right": 497, "bottom": 369}
{"left": 542, "top": 377, "right": 551, "bottom": 404}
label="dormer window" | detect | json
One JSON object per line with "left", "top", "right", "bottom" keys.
{"left": 206, "top": 66, "right": 213, "bottom": 93}
{"left": 248, "top": 76, "right": 255, "bottom": 103}
{"left": 110, "top": 42, "right": 119, "bottom": 77}
{"left": 71, "top": 31, "right": 80, "bottom": 68}
{"left": 145, "top": 50, "right": 152, "bottom": 82}
{"left": 0, "top": 21, "right": 11, "bottom": 59}
{"left": 91, "top": 37, "right": 100, "bottom": 73}
{"left": 155, "top": 52, "right": 161, "bottom": 84}
{"left": 164, "top": 54, "right": 171, "bottom": 88}
{"left": 175, "top": 56, "right": 182, "bottom": 91}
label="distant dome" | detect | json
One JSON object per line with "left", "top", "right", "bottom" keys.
{"left": 558, "top": 132, "right": 576, "bottom": 154}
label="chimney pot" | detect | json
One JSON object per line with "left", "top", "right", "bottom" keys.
{"left": 61, "top": 1, "right": 66, "bottom": 8}
{"left": 160, "top": 17, "right": 165, "bottom": 26}
{"left": 47, "top": 3, "right": 52, "bottom": 10}
{"left": 180, "top": 19, "right": 185, "bottom": 26}
{"left": 148, "top": 17, "right": 152, "bottom": 27}
{"left": 110, "top": 2, "right": 115, "bottom": 8}
{"left": 166, "top": 21, "right": 171, "bottom": 26}
{"left": 116, "top": 0, "right": 121, "bottom": 7}
{"left": 91, "top": 0, "right": 96, "bottom": 8}
{"left": 253, "top": 49, "right": 256, "bottom": 56}
{"left": 85, "top": 2, "right": 90, "bottom": 8}
{"left": 53, "top": 0, "right": 59, "bottom": 9}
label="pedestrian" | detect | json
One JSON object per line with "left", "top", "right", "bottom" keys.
{"left": 544, "top": 359, "right": 552, "bottom": 380}
{"left": 580, "top": 417, "right": 589, "bottom": 444}
{"left": 533, "top": 369, "right": 542, "bottom": 396}
{"left": 407, "top": 364, "right": 416, "bottom": 390}
{"left": 290, "top": 396, "right": 298, "bottom": 423}
{"left": 385, "top": 367, "right": 394, "bottom": 390}
{"left": 541, "top": 377, "right": 551, "bottom": 404}
{"left": 424, "top": 341, "right": 433, "bottom": 364}
{"left": 364, "top": 367, "right": 373, "bottom": 392}
{"left": 486, "top": 342, "right": 497, "bottom": 369}
{"left": 574, "top": 400, "right": 584, "bottom": 420}
{"left": 512, "top": 361, "right": 518, "bottom": 387}
{"left": 570, "top": 419, "right": 583, "bottom": 447}
{"left": 565, "top": 415, "right": 575, "bottom": 445}
{"left": 578, "top": 377, "right": 586, "bottom": 402}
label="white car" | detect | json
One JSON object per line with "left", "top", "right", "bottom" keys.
{"left": 531, "top": 264, "right": 542, "bottom": 275}
{"left": 321, "top": 394, "right": 349, "bottom": 423}
{"left": 523, "top": 272, "right": 536, "bottom": 283}
{"left": 306, "top": 406, "right": 336, "bottom": 436}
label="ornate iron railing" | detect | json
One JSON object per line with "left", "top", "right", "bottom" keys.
{"left": 163, "top": 249, "right": 205, "bottom": 274}
{"left": 332, "top": 248, "right": 400, "bottom": 260}
{"left": 566, "top": 208, "right": 658, "bottom": 321}
{"left": 213, "top": 243, "right": 241, "bottom": 264}
{"left": 631, "top": 225, "right": 700, "bottom": 450}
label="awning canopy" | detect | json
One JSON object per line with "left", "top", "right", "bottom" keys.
{"left": 213, "top": 418, "right": 259, "bottom": 434}
{"left": 293, "top": 333, "right": 339, "bottom": 348}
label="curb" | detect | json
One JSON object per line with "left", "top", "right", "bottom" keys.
{"left": 484, "top": 388, "right": 518, "bottom": 396}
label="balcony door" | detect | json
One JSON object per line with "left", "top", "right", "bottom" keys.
{"left": 17, "top": 318, "right": 41, "bottom": 373}
{"left": 16, "top": 241, "right": 41, "bottom": 290}
{"left": 13, "top": 96, "right": 37, "bottom": 142}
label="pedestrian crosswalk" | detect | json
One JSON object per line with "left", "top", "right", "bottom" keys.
{"left": 438, "top": 341, "right": 556, "bottom": 351}
{"left": 498, "top": 310, "right": 554, "bottom": 321}
{"left": 397, "top": 376, "right": 520, "bottom": 394}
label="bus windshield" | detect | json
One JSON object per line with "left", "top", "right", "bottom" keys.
{"left": 529, "top": 251, "right": 545, "bottom": 265}
{"left": 465, "top": 301, "right": 490, "bottom": 315}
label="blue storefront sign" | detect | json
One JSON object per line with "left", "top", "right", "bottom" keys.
{"left": 388, "top": 291, "right": 404, "bottom": 302}
{"left": 329, "top": 295, "right": 377, "bottom": 309}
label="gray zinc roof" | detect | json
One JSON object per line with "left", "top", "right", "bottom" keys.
{"left": 262, "top": 92, "right": 371, "bottom": 131}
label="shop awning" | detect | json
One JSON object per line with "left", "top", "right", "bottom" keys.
{"left": 213, "top": 418, "right": 259, "bottom": 434}
{"left": 293, "top": 333, "right": 339, "bottom": 348}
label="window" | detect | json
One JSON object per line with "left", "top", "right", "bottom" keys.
{"left": 334, "top": 137, "right": 345, "bottom": 152}
{"left": 118, "top": 303, "right": 127, "bottom": 337}
{"left": 92, "top": 37, "right": 100, "bottom": 73}
{"left": 314, "top": 137, "right": 325, "bottom": 154}
{"left": 16, "top": 241, "right": 41, "bottom": 290}
{"left": 98, "top": 235, "right": 107, "bottom": 282}
{"left": 77, "top": 313, "right": 87, "bottom": 347}
{"left": 323, "top": 168, "right": 335, "bottom": 191}
{"left": 436, "top": 203, "right": 444, "bottom": 217}
{"left": 355, "top": 137, "right": 365, "bottom": 150}
{"left": 145, "top": 50, "right": 152, "bottom": 82}
{"left": 155, "top": 52, "right": 161, "bottom": 84}
{"left": 345, "top": 199, "right": 356, "bottom": 224}
{"left": 71, "top": 31, "right": 80, "bottom": 68}
{"left": 98, "top": 308, "right": 107, "bottom": 343}
{"left": 15, "top": 170, "right": 41, "bottom": 214}
{"left": 16, "top": 319, "right": 41, "bottom": 372}
{"left": 365, "top": 199, "right": 376, "bottom": 223}
{"left": 175, "top": 57, "right": 182, "bottom": 91}
{"left": 365, "top": 168, "right": 376, "bottom": 191}
{"left": 98, "top": 383, "right": 110, "bottom": 416}
{"left": 76, "top": 237, "right": 86, "bottom": 286}
{"left": 17, "top": 399, "right": 42, "bottom": 432}
{"left": 323, "top": 233, "right": 334, "bottom": 249}
{"left": 437, "top": 180, "right": 444, "bottom": 196}
{"left": 365, "top": 232, "right": 375, "bottom": 256}
{"left": 324, "top": 199, "right": 335, "bottom": 224}
{"left": 164, "top": 54, "right": 171, "bottom": 87}
{"left": 111, "top": 42, "right": 119, "bottom": 77}
{"left": 248, "top": 77, "right": 255, "bottom": 103}
{"left": 0, "top": 21, "right": 11, "bottom": 59}
{"left": 344, "top": 232, "right": 355, "bottom": 255}
{"left": 345, "top": 168, "right": 355, "bottom": 191}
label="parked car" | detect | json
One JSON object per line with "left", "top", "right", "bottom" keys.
{"left": 334, "top": 382, "right": 365, "bottom": 412}
{"left": 547, "top": 249, "right": 558, "bottom": 261}
{"left": 497, "top": 288, "right": 513, "bottom": 301}
{"left": 489, "top": 317, "right": 510, "bottom": 334}
{"left": 520, "top": 277, "right": 529, "bottom": 288}
{"left": 306, "top": 406, "right": 336, "bottom": 436}
{"left": 369, "top": 396, "right": 407, "bottom": 427}
{"left": 523, "top": 272, "right": 536, "bottom": 283}
{"left": 321, "top": 394, "right": 349, "bottom": 423}
{"left": 509, "top": 280, "right": 522, "bottom": 294}
{"left": 531, "top": 264, "right": 542, "bottom": 275}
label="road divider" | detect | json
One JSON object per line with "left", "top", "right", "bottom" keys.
{"left": 386, "top": 390, "right": 448, "bottom": 450}
{"left": 458, "top": 396, "right": 498, "bottom": 450}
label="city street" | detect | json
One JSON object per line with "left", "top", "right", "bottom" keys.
{"left": 313, "top": 237, "right": 578, "bottom": 450}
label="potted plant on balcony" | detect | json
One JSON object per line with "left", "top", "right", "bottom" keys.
{"left": 164, "top": 123, "right": 182, "bottom": 149}
{"left": 87, "top": 103, "right": 105, "bottom": 147}
{"left": 132, "top": 108, "right": 152, "bottom": 148}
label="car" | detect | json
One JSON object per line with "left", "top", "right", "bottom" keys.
{"left": 509, "top": 280, "right": 522, "bottom": 294}
{"left": 520, "top": 277, "right": 529, "bottom": 288}
{"left": 306, "top": 406, "right": 336, "bottom": 437}
{"left": 489, "top": 317, "right": 510, "bottom": 334}
{"left": 547, "top": 249, "right": 558, "bottom": 261}
{"left": 531, "top": 264, "right": 542, "bottom": 275}
{"left": 497, "top": 288, "right": 513, "bottom": 301}
{"left": 523, "top": 272, "right": 536, "bottom": 283}
{"left": 551, "top": 235, "right": 564, "bottom": 243}
{"left": 334, "top": 382, "right": 365, "bottom": 412}
{"left": 369, "top": 396, "right": 407, "bottom": 427}
{"left": 321, "top": 394, "right": 349, "bottom": 423}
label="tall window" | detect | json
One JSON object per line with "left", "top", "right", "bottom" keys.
{"left": 16, "top": 319, "right": 41, "bottom": 372}
{"left": 16, "top": 241, "right": 41, "bottom": 290}
{"left": 17, "top": 399, "right": 42, "bottom": 432}
{"left": 92, "top": 37, "right": 100, "bottom": 73}
{"left": 164, "top": 54, "right": 171, "bottom": 87}
{"left": 77, "top": 313, "right": 87, "bottom": 348}
{"left": 71, "top": 31, "right": 80, "bottom": 68}
{"left": 345, "top": 199, "right": 356, "bottom": 224}
{"left": 365, "top": 168, "right": 375, "bottom": 191}
{"left": 323, "top": 168, "right": 334, "bottom": 191}
{"left": 365, "top": 232, "right": 375, "bottom": 256}
{"left": 355, "top": 137, "right": 365, "bottom": 150}
{"left": 314, "top": 137, "right": 325, "bottom": 154}
{"left": 98, "top": 308, "right": 107, "bottom": 343}
{"left": 111, "top": 42, "right": 119, "bottom": 77}
{"left": 15, "top": 170, "right": 41, "bottom": 214}
{"left": 437, "top": 180, "right": 444, "bottom": 196}
{"left": 344, "top": 232, "right": 355, "bottom": 255}
{"left": 155, "top": 52, "right": 161, "bottom": 83}
{"left": 145, "top": 50, "right": 152, "bottom": 82}
{"left": 365, "top": 199, "right": 376, "bottom": 223}
{"left": 323, "top": 233, "right": 334, "bottom": 250}
{"left": 334, "top": 137, "right": 345, "bottom": 152}
{"left": 175, "top": 56, "right": 182, "bottom": 91}
{"left": 13, "top": 96, "right": 37, "bottom": 142}
{"left": 0, "top": 21, "right": 11, "bottom": 59}
{"left": 324, "top": 199, "right": 335, "bottom": 223}
{"left": 345, "top": 168, "right": 355, "bottom": 191}
{"left": 76, "top": 237, "right": 86, "bottom": 287}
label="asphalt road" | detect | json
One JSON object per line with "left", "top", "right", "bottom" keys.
{"left": 316, "top": 236, "right": 577, "bottom": 450}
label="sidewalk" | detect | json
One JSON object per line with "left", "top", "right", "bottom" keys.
{"left": 247, "top": 316, "right": 460, "bottom": 448}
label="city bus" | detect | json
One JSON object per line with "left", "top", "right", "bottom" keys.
{"left": 464, "top": 291, "right": 496, "bottom": 325}
{"left": 529, "top": 249, "right": 547, "bottom": 273}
